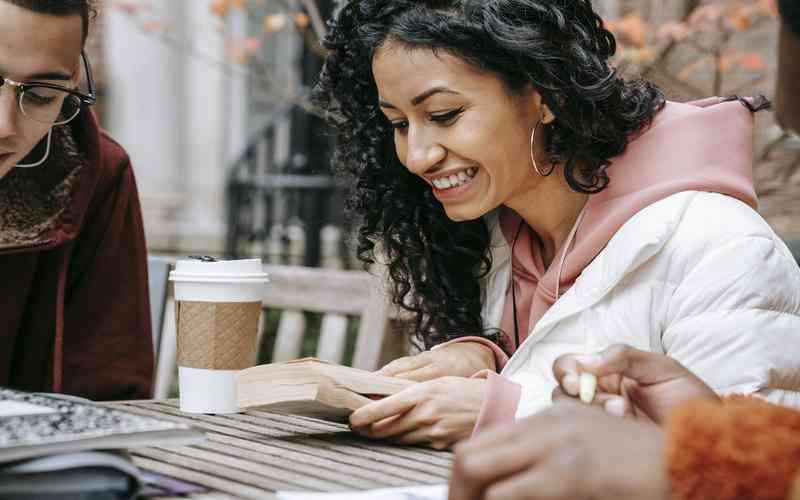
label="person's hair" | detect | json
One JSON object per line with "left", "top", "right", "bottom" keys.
{"left": 313, "top": 0, "right": 666, "bottom": 349}
{"left": 5, "top": 0, "right": 95, "bottom": 43}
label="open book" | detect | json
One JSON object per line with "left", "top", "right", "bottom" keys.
{"left": 236, "top": 358, "right": 417, "bottom": 421}
{"left": 0, "top": 388, "right": 205, "bottom": 464}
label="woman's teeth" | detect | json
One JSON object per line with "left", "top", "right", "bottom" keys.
{"left": 433, "top": 167, "right": 477, "bottom": 190}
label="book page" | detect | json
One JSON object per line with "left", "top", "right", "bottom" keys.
{"left": 238, "top": 358, "right": 416, "bottom": 397}
{"left": 0, "top": 401, "right": 58, "bottom": 418}
{"left": 277, "top": 484, "right": 448, "bottom": 500}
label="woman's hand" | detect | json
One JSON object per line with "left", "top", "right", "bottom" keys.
{"left": 349, "top": 377, "right": 486, "bottom": 450}
{"left": 376, "top": 342, "right": 495, "bottom": 381}
{"left": 552, "top": 344, "right": 720, "bottom": 423}
{"left": 449, "top": 401, "right": 669, "bottom": 500}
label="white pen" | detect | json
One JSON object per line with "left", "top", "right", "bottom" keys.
{"left": 578, "top": 330, "right": 598, "bottom": 404}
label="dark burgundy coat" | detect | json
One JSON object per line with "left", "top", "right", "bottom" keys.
{"left": 0, "top": 111, "right": 154, "bottom": 400}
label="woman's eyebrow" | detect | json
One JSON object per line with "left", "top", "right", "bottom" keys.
{"left": 379, "top": 87, "right": 462, "bottom": 109}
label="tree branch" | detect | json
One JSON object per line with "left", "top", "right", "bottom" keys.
{"left": 112, "top": 6, "right": 312, "bottom": 109}
{"left": 299, "top": 0, "right": 327, "bottom": 41}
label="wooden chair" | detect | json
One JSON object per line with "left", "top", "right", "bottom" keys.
{"left": 146, "top": 256, "right": 172, "bottom": 360}
{"left": 261, "top": 264, "right": 401, "bottom": 369}
{"left": 152, "top": 263, "right": 405, "bottom": 399}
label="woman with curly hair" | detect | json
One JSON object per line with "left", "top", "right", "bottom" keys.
{"left": 314, "top": 0, "right": 800, "bottom": 449}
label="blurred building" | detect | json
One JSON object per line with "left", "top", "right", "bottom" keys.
{"left": 103, "top": 1, "right": 232, "bottom": 253}
{"left": 98, "top": 0, "right": 800, "bottom": 259}
{"left": 102, "top": 0, "right": 342, "bottom": 263}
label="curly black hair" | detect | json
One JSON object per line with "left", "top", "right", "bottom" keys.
{"left": 5, "top": 0, "right": 96, "bottom": 42}
{"left": 313, "top": 0, "right": 666, "bottom": 350}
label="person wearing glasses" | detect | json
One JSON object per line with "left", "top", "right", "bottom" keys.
{"left": 0, "top": 1, "right": 153, "bottom": 400}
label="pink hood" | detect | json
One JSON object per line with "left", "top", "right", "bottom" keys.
{"left": 499, "top": 98, "right": 759, "bottom": 348}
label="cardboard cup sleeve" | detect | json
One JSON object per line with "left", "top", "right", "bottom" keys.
{"left": 176, "top": 301, "right": 262, "bottom": 370}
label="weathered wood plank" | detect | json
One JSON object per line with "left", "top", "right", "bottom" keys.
{"left": 145, "top": 406, "right": 450, "bottom": 479}
{"left": 353, "top": 289, "right": 390, "bottom": 371}
{"left": 132, "top": 455, "right": 273, "bottom": 500}
{"left": 134, "top": 447, "right": 301, "bottom": 492}
{"left": 184, "top": 495, "right": 241, "bottom": 500}
{"left": 130, "top": 401, "right": 452, "bottom": 467}
{"left": 150, "top": 400, "right": 453, "bottom": 466}
{"left": 272, "top": 310, "right": 306, "bottom": 362}
{"left": 155, "top": 410, "right": 449, "bottom": 480}
{"left": 316, "top": 313, "right": 349, "bottom": 364}
{"left": 151, "top": 445, "right": 347, "bottom": 492}
{"left": 198, "top": 439, "right": 387, "bottom": 489}
{"left": 156, "top": 495, "right": 238, "bottom": 500}
{"left": 154, "top": 297, "right": 178, "bottom": 399}
{"left": 226, "top": 409, "right": 453, "bottom": 468}
{"left": 246, "top": 409, "right": 346, "bottom": 431}
{"left": 115, "top": 403, "right": 449, "bottom": 483}
{"left": 261, "top": 265, "right": 375, "bottom": 315}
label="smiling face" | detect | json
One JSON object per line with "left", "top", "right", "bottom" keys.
{"left": 372, "top": 41, "right": 548, "bottom": 221}
{"left": 0, "top": 2, "right": 83, "bottom": 179}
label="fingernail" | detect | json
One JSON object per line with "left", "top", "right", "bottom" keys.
{"left": 563, "top": 373, "right": 579, "bottom": 395}
{"left": 605, "top": 397, "right": 626, "bottom": 417}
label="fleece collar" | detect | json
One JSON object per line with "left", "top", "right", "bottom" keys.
{"left": 0, "top": 118, "right": 94, "bottom": 253}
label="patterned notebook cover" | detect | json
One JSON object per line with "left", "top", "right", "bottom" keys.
{"left": 0, "top": 388, "right": 203, "bottom": 463}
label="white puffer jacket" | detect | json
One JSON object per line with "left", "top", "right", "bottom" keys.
{"left": 478, "top": 190, "right": 800, "bottom": 419}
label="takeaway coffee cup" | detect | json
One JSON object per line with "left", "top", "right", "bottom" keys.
{"left": 169, "top": 258, "right": 269, "bottom": 414}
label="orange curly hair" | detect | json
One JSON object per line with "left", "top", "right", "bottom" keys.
{"left": 667, "top": 396, "right": 800, "bottom": 500}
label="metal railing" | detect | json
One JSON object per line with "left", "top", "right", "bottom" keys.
{"left": 225, "top": 104, "right": 345, "bottom": 267}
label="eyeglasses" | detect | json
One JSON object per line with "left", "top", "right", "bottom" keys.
{"left": 0, "top": 51, "right": 96, "bottom": 126}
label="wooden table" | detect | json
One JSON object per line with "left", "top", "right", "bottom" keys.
{"left": 106, "top": 400, "right": 452, "bottom": 500}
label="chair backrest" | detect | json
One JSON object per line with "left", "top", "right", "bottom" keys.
{"left": 262, "top": 264, "right": 399, "bottom": 370}
{"left": 152, "top": 262, "right": 404, "bottom": 398}
{"left": 146, "top": 256, "right": 172, "bottom": 357}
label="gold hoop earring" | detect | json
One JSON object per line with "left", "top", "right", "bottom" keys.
{"left": 529, "top": 118, "right": 553, "bottom": 177}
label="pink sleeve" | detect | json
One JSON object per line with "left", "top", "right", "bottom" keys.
{"left": 471, "top": 371, "right": 521, "bottom": 436}
{"left": 432, "top": 336, "right": 510, "bottom": 372}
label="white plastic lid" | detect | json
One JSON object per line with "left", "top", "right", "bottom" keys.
{"left": 169, "top": 258, "right": 269, "bottom": 282}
